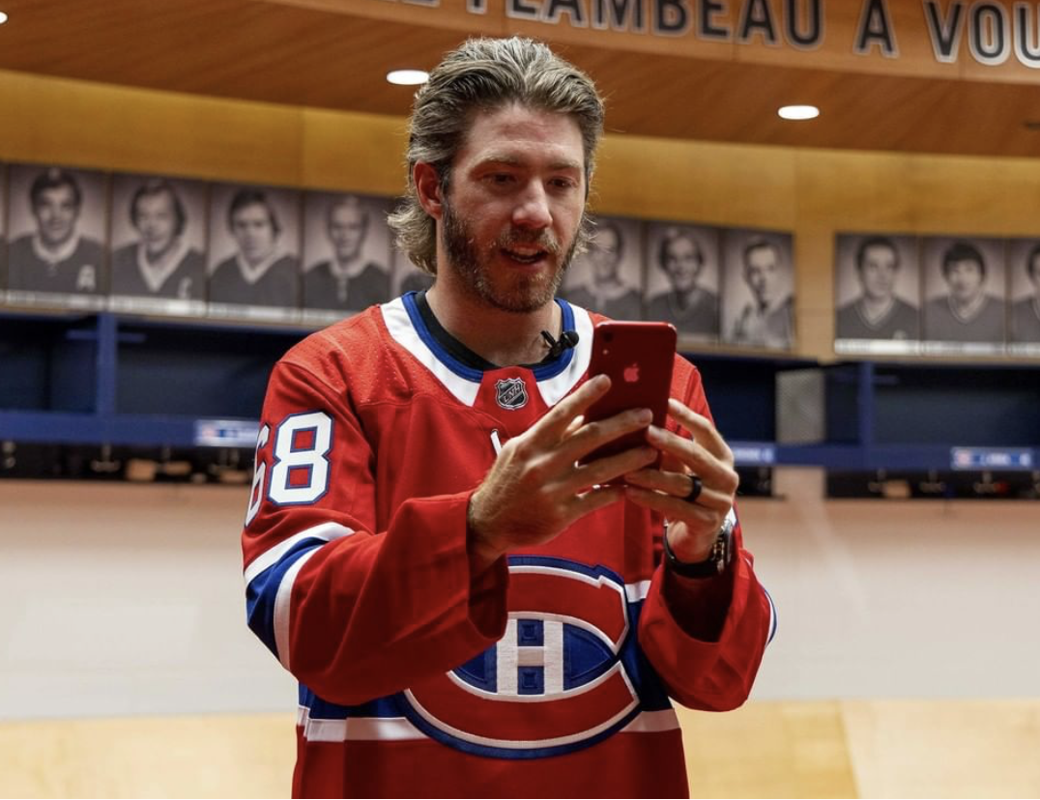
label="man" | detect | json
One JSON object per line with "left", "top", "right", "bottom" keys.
{"left": 209, "top": 189, "right": 299, "bottom": 307}
{"left": 1010, "top": 243, "right": 1040, "bottom": 343}
{"left": 304, "top": 195, "right": 390, "bottom": 312}
{"left": 647, "top": 226, "right": 719, "bottom": 336}
{"left": 242, "top": 37, "right": 773, "bottom": 799}
{"left": 8, "top": 168, "right": 105, "bottom": 295}
{"left": 835, "top": 236, "right": 918, "bottom": 340}
{"left": 110, "top": 178, "right": 205, "bottom": 300}
{"left": 562, "top": 219, "right": 641, "bottom": 319}
{"left": 923, "top": 241, "right": 1004, "bottom": 343}
{"left": 730, "top": 238, "right": 794, "bottom": 348}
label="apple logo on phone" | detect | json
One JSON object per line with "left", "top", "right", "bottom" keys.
{"left": 623, "top": 362, "right": 640, "bottom": 383}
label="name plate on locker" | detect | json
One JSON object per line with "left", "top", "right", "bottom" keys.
{"left": 950, "top": 448, "right": 1034, "bottom": 471}
{"left": 194, "top": 419, "right": 260, "bottom": 448}
{"left": 732, "top": 445, "right": 777, "bottom": 466}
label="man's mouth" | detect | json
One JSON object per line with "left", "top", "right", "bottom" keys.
{"left": 502, "top": 246, "right": 549, "bottom": 265}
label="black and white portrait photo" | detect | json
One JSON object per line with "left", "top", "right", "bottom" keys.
{"left": 1006, "top": 238, "right": 1040, "bottom": 351}
{"left": 302, "top": 192, "right": 393, "bottom": 320}
{"left": 109, "top": 175, "right": 207, "bottom": 314}
{"left": 6, "top": 165, "right": 107, "bottom": 308}
{"left": 208, "top": 184, "right": 301, "bottom": 319}
{"left": 559, "top": 216, "right": 643, "bottom": 320}
{"left": 644, "top": 222, "right": 720, "bottom": 340}
{"left": 921, "top": 237, "right": 1006, "bottom": 351}
{"left": 721, "top": 229, "right": 795, "bottom": 350}
{"left": 834, "top": 234, "right": 920, "bottom": 353}
{"left": 394, "top": 257, "right": 436, "bottom": 297}
{"left": 0, "top": 163, "right": 7, "bottom": 291}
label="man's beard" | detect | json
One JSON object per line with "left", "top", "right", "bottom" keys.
{"left": 441, "top": 198, "right": 580, "bottom": 314}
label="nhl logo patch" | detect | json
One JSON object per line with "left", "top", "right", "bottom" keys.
{"left": 495, "top": 377, "right": 528, "bottom": 410}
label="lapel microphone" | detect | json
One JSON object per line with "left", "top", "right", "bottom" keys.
{"left": 541, "top": 329, "right": 580, "bottom": 359}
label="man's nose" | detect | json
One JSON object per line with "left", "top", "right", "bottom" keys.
{"left": 512, "top": 181, "right": 552, "bottom": 230}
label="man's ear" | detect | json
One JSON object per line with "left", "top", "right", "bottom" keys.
{"left": 414, "top": 162, "right": 444, "bottom": 221}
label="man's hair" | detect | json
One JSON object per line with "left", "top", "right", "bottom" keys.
{"left": 855, "top": 235, "right": 899, "bottom": 271}
{"left": 30, "top": 168, "right": 82, "bottom": 209}
{"left": 743, "top": 238, "right": 779, "bottom": 269}
{"left": 130, "top": 179, "right": 187, "bottom": 237}
{"left": 941, "top": 241, "right": 985, "bottom": 279}
{"left": 388, "top": 36, "right": 605, "bottom": 275}
{"left": 657, "top": 227, "right": 703, "bottom": 271}
{"left": 327, "top": 195, "right": 369, "bottom": 231}
{"left": 1025, "top": 242, "right": 1040, "bottom": 279}
{"left": 227, "top": 188, "right": 281, "bottom": 236}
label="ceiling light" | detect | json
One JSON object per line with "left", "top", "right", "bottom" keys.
{"left": 386, "top": 69, "right": 429, "bottom": 86}
{"left": 0, "top": 11, "right": 8, "bottom": 24}
{"left": 778, "top": 105, "right": 819, "bottom": 121}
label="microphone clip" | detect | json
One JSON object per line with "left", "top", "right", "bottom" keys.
{"left": 541, "top": 329, "right": 580, "bottom": 359}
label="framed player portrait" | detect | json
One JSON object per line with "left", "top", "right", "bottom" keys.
{"left": 301, "top": 191, "right": 394, "bottom": 325}
{"left": 920, "top": 236, "right": 1006, "bottom": 354}
{"left": 5, "top": 163, "right": 108, "bottom": 310}
{"left": 1006, "top": 238, "right": 1040, "bottom": 353}
{"left": 0, "top": 162, "right": 7, "bottom": 292}
{"left": 392, "top": 253, "right": 436, "bottom": 298}
{"left": 558, "top": 215, "right": 644, "bottom": 321}
{"left": 109, "top": 174, "right": 208, "bottom": 316}
{"left": 833, "top": 233, "right": 920, "bottom": 355}
{"left": 207, "top": 183, "right": 302, "bottom": 321}
{"left": 720, "top": 228, "right": 796, "bottom": 351}
{"left": 643, "top": 221, "right": 721, "bottom": 343}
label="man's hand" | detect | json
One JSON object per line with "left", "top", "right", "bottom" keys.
{"left": 624, "top": 398, "right": 739, "bottom": 564}
{"left": 467, "top": 374, "right": 659, "bottom": 572}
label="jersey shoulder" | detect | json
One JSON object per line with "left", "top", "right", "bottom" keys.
{"left": 277, "top": 303, "right": 444, "bottom": 406}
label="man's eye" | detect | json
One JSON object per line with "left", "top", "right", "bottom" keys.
{"left": 488, "top": 173, "right": 514, "bottom": 184}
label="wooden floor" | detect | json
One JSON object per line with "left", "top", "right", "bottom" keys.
{"left": 2, "top": 700, "right": 1039, "bottom": 798}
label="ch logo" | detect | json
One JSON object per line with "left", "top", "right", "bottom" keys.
{"left": 399, "top": 557, "right": 642, "bottom": 758}
{"left": 495, "top": 377, "right": 528, "bottom": 410}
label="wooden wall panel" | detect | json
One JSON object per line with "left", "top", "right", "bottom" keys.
{"left": 0, "top": 72, "right": 305, "bottom": 185}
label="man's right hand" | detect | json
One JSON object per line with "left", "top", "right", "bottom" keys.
{"left": 466, "top": 374, "right": 658, "bottom": 573}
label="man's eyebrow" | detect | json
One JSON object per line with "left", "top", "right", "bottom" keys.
{"left": 478, "top": 154, "right": 583, "bottom": 172}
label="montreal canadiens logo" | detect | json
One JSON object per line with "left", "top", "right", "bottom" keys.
{"left": 495, "top": 377, "right": 528, "bottom": 410}
{"left": 399, "top": 557, "right": 642, "bottom": 758}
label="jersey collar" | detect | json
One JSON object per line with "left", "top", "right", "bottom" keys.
{"left": 381, "top": 292, "right": 593, "bottom": 407}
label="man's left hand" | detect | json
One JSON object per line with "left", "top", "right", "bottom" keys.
{"left": 623, "top": 398, "right": 739, "bottom": 564}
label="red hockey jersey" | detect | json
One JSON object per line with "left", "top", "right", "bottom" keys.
{"left": 242, "top": 294, "right": 775, "bottom": 798}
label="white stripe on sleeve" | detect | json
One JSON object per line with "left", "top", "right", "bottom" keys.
{"left": 243, "top": 521, "right": 354, "bottom": 586}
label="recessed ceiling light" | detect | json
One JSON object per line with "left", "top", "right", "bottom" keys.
{"left": 778, "top": 105, "right": 819, "bottom": 121}
{"left": 0, "top": 11, "right": 9, "bottom": 24}
{"left": 386, "top": 69, "right": 429, "bottom": 86}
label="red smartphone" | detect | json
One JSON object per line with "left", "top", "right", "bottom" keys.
{"left": 581, "top": 321, "right": 677, "bottom": 465}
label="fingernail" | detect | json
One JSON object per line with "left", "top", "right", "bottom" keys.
{"left": 636, "top": 409, "right": 653, "bottom": 424}
{"left": 647, "top": 425, "right": 664, "bottom": 438}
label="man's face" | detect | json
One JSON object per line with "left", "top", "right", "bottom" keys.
{"left": 135, "top": 191, "right": 178, "bottom": 255}
{"left": 33, "top": 185, "right": 80, "bottom": 248}
{"left": 662, "top": 235, "right": 703, "bottom": 293}
{"left": 1028, "top": 256, "right": 1040, "bottom": 292}
{"left": 744, "top": 245, "right": 781, "bottom": 305}
{"left": 588, "top": 226, "right": 621, "bottom": 285}
{"left": 328, "top": 203, "right": 367, "bottom": 263}
{"left": 859, "top": 244, "right": 898, "bottom": 302}
{"left": 439, "top": 103, "right": 586, "bottom": 314}
{"left": 231, "top": 203, "right": 277, "bottom": 265}
{"left": 944, "top": 258, "right": 984, "bottom": 303}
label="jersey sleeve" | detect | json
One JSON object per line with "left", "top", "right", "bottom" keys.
{"left": 637, "top": 364, "right": 777, "bottom": 712}
{"left": 241, "top": 359, "right": 509, "bottom": 706}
